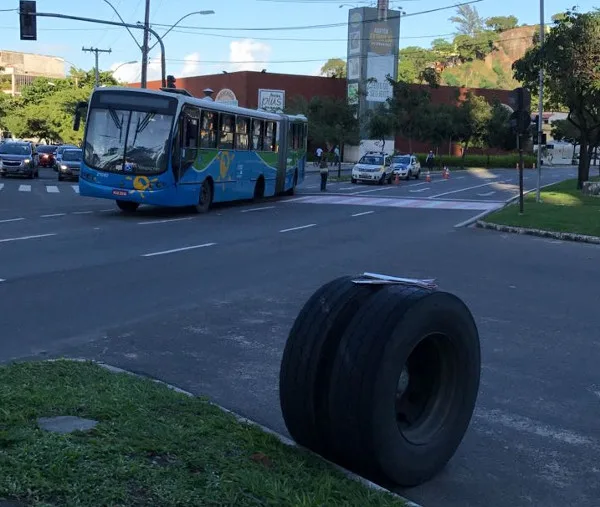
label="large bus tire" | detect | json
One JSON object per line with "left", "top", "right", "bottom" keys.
{"left": 285, "top": 171, "right": 298, "bottom": 196}
{"left": 279, "top": 276, "right": 382, "bottom": 459}
{"left": 195, "top": 179, "right": 213, "bottom": 213}
{"left": 327, "top": 284, "right": 480, "bottom": 487}
{"left": 116, "top": 200, "right": 139, "bottom": 212}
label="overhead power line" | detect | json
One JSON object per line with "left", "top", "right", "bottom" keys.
{"left": 150, "top": 0, "right": 483, "bottom": 32}
{"left": 161, "top": 33, "right": 535, "bottom": 66}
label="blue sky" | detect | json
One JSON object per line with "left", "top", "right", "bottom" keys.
{"left": 1, "top": 0, "right": 596, "bottom": 82}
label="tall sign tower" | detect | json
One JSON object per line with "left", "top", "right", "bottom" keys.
{"left": 346, "top": 0, "right": 400, "bottom": 158}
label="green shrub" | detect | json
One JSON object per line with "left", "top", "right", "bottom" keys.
{"left": 414, "top": 153, "right": 536, "bottom": 169}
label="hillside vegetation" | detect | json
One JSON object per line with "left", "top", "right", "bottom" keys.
{"left": 320, "top": 6, "right": 560, "bottom": 90}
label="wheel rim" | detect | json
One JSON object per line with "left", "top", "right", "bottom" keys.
{"left": 395, "top": 333, "right": 458, "bottom": 445}
{"left": 201, "top": 182, "right": 210, "bottom": 207}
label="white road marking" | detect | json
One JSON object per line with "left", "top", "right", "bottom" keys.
{"left": 305, "top": 185, "right": 318, "bottom": 189}
{"left": 0, "top": 217, "right": 25, "bottom": 224}
{"left": 241, "top": 206, "right": 276, "bottom": 213}
{"left": 138, "top": 217, "right": 193, "bottom": 225}
{"left": 477, "top": 191, "right": 496, "bottom": 197}
{"left": 0, "top": 233, "right": 56, "bottom": 243}
{"left": 72, "top": 211, "right": 93, "bottom": 215}
{"left": 46, "top": 185, "right": 59, "bottom": 193}
{"left": 0, "top": 184, "right": 4, "bottom": 191}
{"left": 350, "top": 187, "right": 395, "bottom": 195}
{"left": 410, "top": 187, "right": 430, "bottom": 193}
{"left": 142, "top": 242, "right": 216, "bottom": 257}
{"left": 98, "top": 209, "right": 114, "bottom": 212}
{"left": 0, "top": 278, "right": 5, "bottom": 282}
{"left": 18, "top": 184, "right": 31, "bottom": 192}
{"left": 429, "top": 181, "right": 496, "bottom": 199}
{"left": 337, "top": 186, "right": 356, "bottom": 190}
{"left": 40, "top": 213, "right": 66, "bottom": 218}
{"left": 456, "top": 176, "right": 466, "bottom": 180}
{"left": 280, "top": 223, "right": 317, "bottom": 233}
{"left": 72, "top": 185, "right": 80, "bottom": 193}
{"left": 352, "top": 211, "right": 375, "bottom": 217}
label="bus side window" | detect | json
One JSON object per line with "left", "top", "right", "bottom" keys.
{"left": 235, "top": 116, "right": 249, "bottom": 150}
{"left": 219, "top": 113, "right": 235, "bottom": 150}
{"left": 200, "top": 110, "right": 217, "bottom": 149}
{"left": 288, "top": 123, "right": 294, "bottom": 150}
{"left": 294, "top": 124, "right": 301, "bottom": 150}
{"left": 264, "top": 121, "right": 277, "bottom": 152}
{"left": 182, "top": 107, "right": 200, "bottom": 168}
{"left": 252, "top": 119, "right": 263, "bottom": 150}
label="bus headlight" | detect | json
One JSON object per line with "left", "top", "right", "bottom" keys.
{"left": 60, "top": 164, "right": 68, "bottom": 170}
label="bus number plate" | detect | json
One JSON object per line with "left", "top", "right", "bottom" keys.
{"left": 112, "top": 189, "right": 128, "bottom": 196}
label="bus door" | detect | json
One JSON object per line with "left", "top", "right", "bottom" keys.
{"left": 276, "top": 117, "right": 288, "bottom": 194}
{"left": 176, "top": 105, "right": 200, "bottom": 183}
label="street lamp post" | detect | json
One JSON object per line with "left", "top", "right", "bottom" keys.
{"left": 147, "top": 10, "right": 215, "bottom": 51}
{"left": 112, "top": 60, "right": 137, "bottom": 81}
{"left": 536, "top": 0, "right": 544, "bottom": 203}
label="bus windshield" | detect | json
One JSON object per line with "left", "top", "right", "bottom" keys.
{"left": 84, "top": 107, "right": 174, "bottom": 174}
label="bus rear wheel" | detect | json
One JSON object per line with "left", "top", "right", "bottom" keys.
{"left": 116, "top": 200, "right": 139, "bottom": 213}
{"left": 195, "top": 179, "right": 213, "bottom": 213}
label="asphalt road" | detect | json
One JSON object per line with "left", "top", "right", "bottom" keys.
{"left": 0, "top": 165, "right": 598, "bottom": 507}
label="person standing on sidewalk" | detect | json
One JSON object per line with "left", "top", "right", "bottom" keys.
{"left": 320, "top": 157, "right": 329, "bottom": 191}
{"left": 333, "top": 145, "right": 341, "bottom": 170}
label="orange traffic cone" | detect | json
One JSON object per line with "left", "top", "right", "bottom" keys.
{"left": 426, "top": 171, "right": 431, "bottom": 183}
{"left": 394, "top": 173, "right": 400, "bottom": 185}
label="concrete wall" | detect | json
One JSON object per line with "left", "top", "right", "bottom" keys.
{"left": 0, "top": 50, "right": 65, "bottom": 78}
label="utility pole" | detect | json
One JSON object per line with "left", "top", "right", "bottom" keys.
{"left": 82, "top": 46, "right": 112, "bottom": 87}
{"left": 536, "top": 0, "right": 545, "bottom": 203}
{"left": 140, "top": 0, "right": 151, "bottom": 88}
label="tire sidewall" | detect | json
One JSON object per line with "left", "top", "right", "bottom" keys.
{"left": 198, "top": 179, "right": 213, "bottom": 212}
{"left": 369, "top": 292, "right": 480, "bottom": 484}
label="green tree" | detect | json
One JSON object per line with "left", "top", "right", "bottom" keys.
{"left": 485, "top": 102, "right": 517, "bottom": 150}
{"left": 485, "top": 15, "right": 518, "bottom": 32}
{"left": 513, "top": 9, "right": 600, "bottom": 188}
{"left": 420, "top": 103, "right": 457, "bottom": 154}
{"left": 366, "top": 104, "right": 396, "bottom": 152}
{"left": 449, "top": 5, "right": 484, "bottom": 36}
{"left": 320, "top": 58, "right": 346, "bottom": 78}
{"left": 551, "top": 118, "right": 580, "bottom": 146}
{"left": 453, "top": 92, "right": 492, "bottom": 159}
{"left": 398, "top": 47, "right": 436, "bottom": 83}
{"left": 431, "top": 38, "right": 455, "bottom": 61}
{"left": 388, "top": 80, "right": 430, "bottom": 152}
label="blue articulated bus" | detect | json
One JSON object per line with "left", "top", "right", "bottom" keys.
{"left": 75, "top": 86, "right": 308, "bottom": 212}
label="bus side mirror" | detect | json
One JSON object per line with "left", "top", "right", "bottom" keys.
{"left": 73, "top": 101, "right": 88, "bottom": 131}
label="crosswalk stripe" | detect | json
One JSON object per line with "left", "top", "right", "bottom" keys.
{"left": 18, "top": 184, "right": 31, "bottom": 192}
{"left": 46, "top": 185, "right": 59, "bottom": 193}
{"left": 72, "top": 185, "right": 79, "bottom": 194}
{"left": 288, "top": 195, "right": 501, "bottom": 211}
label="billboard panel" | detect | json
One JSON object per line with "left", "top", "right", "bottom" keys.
{"left": 346, "top": 7, "right": 400, "bottom": 140}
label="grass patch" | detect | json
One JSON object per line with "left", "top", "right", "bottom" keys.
{"left": 328, "top": 174, "right": 352, "bottom": 182}
{"left": 484, "top": 178, "right": 600, "bottom": 237}
{"left": 0, "top": 360, "right": 406, "bottom": 507}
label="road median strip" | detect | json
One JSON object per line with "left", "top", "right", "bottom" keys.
{"left": 0, "top": 360, "right": 411, "bottom": 507}
{"left": 477, "top": 178, "right": 600, "bottom": 243}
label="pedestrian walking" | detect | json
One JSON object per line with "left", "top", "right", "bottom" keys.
{"left": 425, "top": 150, "right": 435, "bottom": 171}
{"left": 316, "top": 147, "right": 323, "bottom": 167}
{"left": 320, "top": 157, "right": 329, "bottom": 191}
{"left": 333, "top": 145, "right": 341, "bottom": 169}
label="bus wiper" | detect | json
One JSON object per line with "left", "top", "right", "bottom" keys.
{"left": 131, "top": 113, "right": 155, "bottom": 148}
{"left": 108, "top": 108, "right": 124, "bottom": 143}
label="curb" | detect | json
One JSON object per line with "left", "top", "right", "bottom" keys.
{"left": 454, "top": 180, "right": 567, "bottom": 229}
{"left": 50, "top": 358, "right": 423, "bottom": 507}
{"left": 475, "top": 221, "right": 600, "bottom": 245}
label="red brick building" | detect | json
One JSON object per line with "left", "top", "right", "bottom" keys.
{"left": 132, "top": 71, "right": 512, "bottom": 155}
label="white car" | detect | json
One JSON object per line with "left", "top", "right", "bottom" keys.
{"left": 391, "top": 154, "right": 421, "bottom": 180}
{"left": 351, "top": 152, "right": 393, "bottom": 184}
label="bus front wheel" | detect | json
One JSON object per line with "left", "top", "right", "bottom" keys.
{"left": 195, "top": 179, "right": 213, "bottom": 213}
{"left": 116, "top": 200, "right": 139, "bottom": 213}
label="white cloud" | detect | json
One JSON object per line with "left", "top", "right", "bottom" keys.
{"left": 180, "top": 52, "right": 201, "bottom": 77}
{"left": 228, "top": 39, "right": 272, "bottom": 72}
{"left": 110, "top": 51, "right": 165, "bottom": 84}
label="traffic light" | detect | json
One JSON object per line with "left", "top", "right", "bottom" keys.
{"left": 510, "top": 110, "right": 531, "bottom": 134}
{"left": 509, "top": 87, "right": 531, "bottom": 113}
{"left": 166, "top": 75, "right": 176, "bottom": 89}
{"left": 531, "top": 114, "right": 539, "bottom": 132}
{"left": 19, "top": 1, "right": 37, "bottom": 41}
